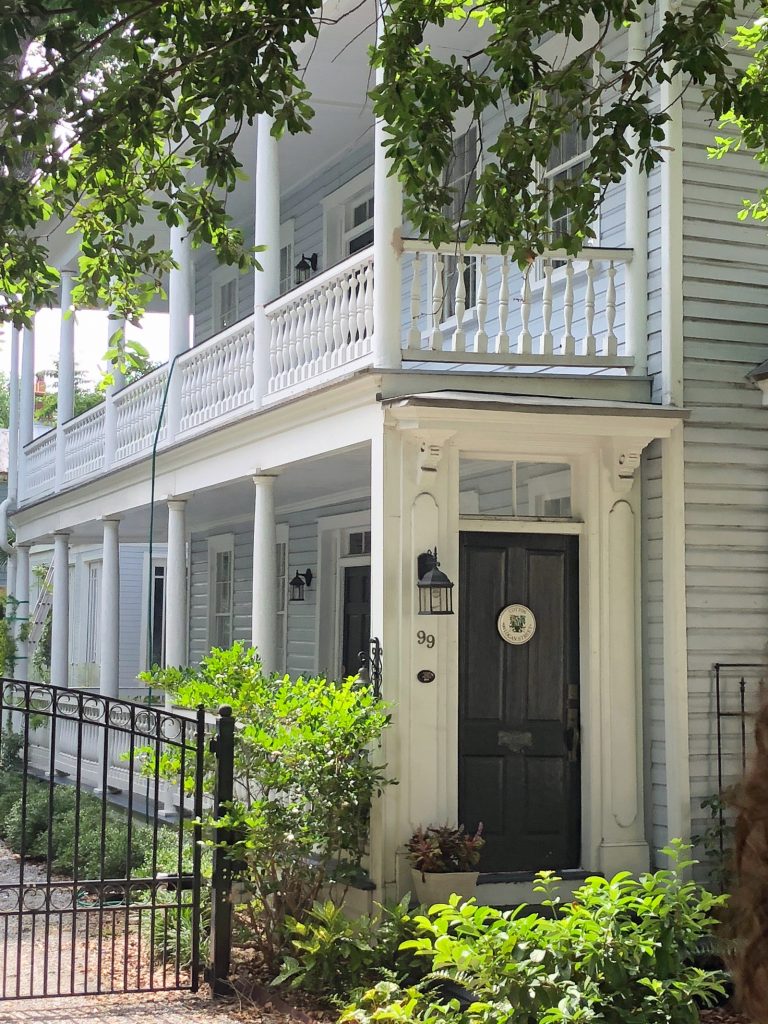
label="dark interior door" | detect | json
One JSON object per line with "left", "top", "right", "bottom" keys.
{"left": 459, "top": 532, "right": 580, "bottom": 873}
{"left": 341, "top": 565, "right": 370, "bottom": 678}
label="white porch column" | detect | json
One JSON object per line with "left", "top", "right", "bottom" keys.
{"left": 251, "top": 475, "right": 277, "bottom": 672}
{"left": 165, "top": 499, "right": 188, "bottom": 668}
{"left": 372, "top": 2, "right": 403, "bottom": 370}
{"left": 103, "top": 316, "right": 126, "bottom": 471}
{"left": 597, "top": 442, "right": 650, "bottom": 876}
{"left": 99, "top": 519, "right": 120, "bottom": 698}
{"left": 8, "top": 326, "right": 20, "bottom": 505}
{"left": 19, "top": 325, "right": 35, "bottom": 497}
{"left": 253, "top": 114, "right": 281, "bottom": 406}
{"left": 167, "top": 223, "right": 193, "bottom": 441}
{"left": 14, "top": 544, "right": 30, "bottom": 680}
{"left": 50, "top": 532, "right": 70, "bottom": 687}
{"left": 55, "top": 272, "right": 76, "bottom": 490}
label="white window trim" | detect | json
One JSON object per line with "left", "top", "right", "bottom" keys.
{"left": 211, "top": 265, "right": 240, "bottom": 334}
{"left": 276, "top": 523, "right": 289, "bottom": 671}
{"left": 139, "top": 551, "right": 168, "bottom": 672}
{"left": 321, "top": 167, "right": 374, "bottom": 270}
{"left": 279, "top": 220, "right": 295, "bottom": 296}
{"left": 207, "top": 533, "right": 235, "bottom": 650}
{"left": 315, "top": 510, "right": 371, "bottom": 679}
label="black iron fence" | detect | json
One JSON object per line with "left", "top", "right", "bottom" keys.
{"left": 0, "top": 680, "right": 236, "bottom": 1001}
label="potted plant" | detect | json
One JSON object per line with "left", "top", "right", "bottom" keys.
{"left": 406, "top": 823, "right": 484, "bottom": 905}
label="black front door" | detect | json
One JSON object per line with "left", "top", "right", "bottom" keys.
{"left": 341, "top": 565, "right": 370, "bottom": 678}
{"left": 459, "top": 532, "right": 580, "bottom": 873}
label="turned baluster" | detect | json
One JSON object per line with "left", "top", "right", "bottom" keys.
{"left": 273, "top": 313, "right": 286, "bottom": 390}
{"left": 324, "top": 288, "right": 336, "bottom": 372}
{"left": 287, "top": 303, "right": 300, "bottom": 385}
{"left": 605, "top": 261, "right": 618, "bottom": 357}
{"left": 301, "top": 296, "right": 314, "bottom": 379}
{"left": 408, "top": 252, "right": 422, "bottom": 349}
{"left": 496, "top": 256, "right": 510, "bottom": 353}
{"left": 339, "top": 275, "right": 351, "bottom": 359}
{"left": 541, "top": 262, "right": 554, "bottom": 357}
{"left": 518, "top": 269, "right": 532, "bottom": 355}
{"left": 331, "top": 281, "right": 344, "bottom": 366}
{"left": 309, "top": 291, "right": 320, "bottom": 373}
{"left": 430, "top": 254, "right": 445, "bottom": 350}
{"left": 452, "top": 254, "right": 467, "bottom": 352}
{"left": 363, "top": 260, "right": 374, "bottom": 349}
{"left": 475, "top": 256, "right": 488, "bottom": 353}
{"left": 584, "top": 259, "right": 596, "bottom": 357}
{"left": 562, "top": 259, "right": 575, "bottom": 357}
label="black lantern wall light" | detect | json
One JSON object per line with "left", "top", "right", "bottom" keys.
{"left": 416, "top": 548, "right": 454, "bottom": 615}
{"left": 289, "top": 568, "right": 313, "bottom": 602}
{"left": 295, "top": 253, "right": 318, "bottom": 285}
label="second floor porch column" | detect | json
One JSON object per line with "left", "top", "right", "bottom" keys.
{"left": 372, "top": 1, "right": 403, "bottom": 370}
{"left": 8, "top": 326, "right": 20, "bottom": 507}
{"left": 103, "top": 315, "right": 126, "bottom": 471}
{"left": 253, "top": 114, "right": 280, "bottom": 407}
{"left": 251, "top": 474, "right": 277, "bottom": 673}
{"left": 99, "top": 518, "right": 120, "bottom": 698}
{"left": 55, "top": 271, "right": 76, "bottom": 491}
{"left": 167, "top": 222, "right": 193, "bottom": 441}
{"left": 50, "top": 531, "right": 70, "bottom": 688}
{"left": 19, "top": 324, "right": 35, "bottom": 497}
{"left": 165, "top": 499, "right": 188, "bottom": 668}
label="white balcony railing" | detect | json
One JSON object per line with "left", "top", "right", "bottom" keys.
{"left": 400, "top": 240, "right": 633, "bottom": 366}
{"left": 179, "top": 317, "right": 255, "bottom": 434}
{"left": 266, "top": 247, "right": 375, "bottom": 395}
{"left": 18, "top": 242, "right": 638, "bottom": 504}
{"left": 24, "top": 430, "right": 57, "bottom": 500}
{"left": 114, "top": 365, "right": 169, "bottom": 461}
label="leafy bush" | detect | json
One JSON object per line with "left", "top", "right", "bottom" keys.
{"left": 341, "top": 843, "right": 727, "bottom": 1024}
{"left": 141, "top": 642, "right": 392, "bottom": 966}
{"left": 406, "top": 824, "right": 484, "bottom": 876}
{"left": 275, "top": 897, "right": 421, "bottom": 997}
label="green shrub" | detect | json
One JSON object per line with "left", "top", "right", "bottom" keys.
{"left": 341, "top": 843, "right": 727, "bottom": 1024}
{"left": 276, "top": 897, "right": 421, "bottom": 997}
{"left": 141, "top": 642, "right": 393, "bottom": 966}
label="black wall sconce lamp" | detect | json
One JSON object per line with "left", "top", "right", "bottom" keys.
{"left": 295, "top": 253, "right": 318, "bottom": 285}
{"left": 416, "top": 548, "right": 454, "bottom": 615}
{"left": 289, "top": 568, "right": 313, "bottom": 602}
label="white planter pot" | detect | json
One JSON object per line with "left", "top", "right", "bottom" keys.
{"left": 410, "top": 868, "right": 479, "bottom": 907}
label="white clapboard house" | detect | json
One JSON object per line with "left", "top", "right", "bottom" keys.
{"left": 4, "top": 2, "right": 767, "bottom": 903}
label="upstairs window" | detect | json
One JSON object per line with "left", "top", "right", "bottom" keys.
{"left": 344, "top": 194, "right": 374, "bottom": 256}
{"left": 276, "top": 526, "right": 288, "bottom": 669}
{"left": 442, "top": 126, "right": 478, "bottom": 320}
{"left": 214, "top": 273, "right": 239, "bottom": 333}
{"left": 280, "top": 221, "right": 295, "bottom": 295}
{"left": 543, "top": 96, "right": 593, "bottom": 243}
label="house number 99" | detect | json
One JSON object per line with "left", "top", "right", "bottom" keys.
{"left": 416, "top": 631, "right": 435, "bottom": 649}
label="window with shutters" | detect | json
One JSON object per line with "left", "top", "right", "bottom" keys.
{"left": 85, "top": 562, "right": 102, "bottom": 663}
{"left": 275, "top": 525, "right": 288, "bottom": 669}
{"left": 208, "top": 535, "right": 234, "bottom": 650}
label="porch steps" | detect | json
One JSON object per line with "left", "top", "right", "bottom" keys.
{"left": 476, "top": 868, "right": 598, "bottom": 908}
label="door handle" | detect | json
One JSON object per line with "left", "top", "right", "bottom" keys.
{"left": 565, "top": 719, "right": 580, "bottom": 762}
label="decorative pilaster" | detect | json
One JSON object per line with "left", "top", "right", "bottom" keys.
{"left": 253, "top": 114, "right": 280, "bottom": 406}
{"left": 373, "top": 2, "right": 403, "bottom": 371}
{"left": 597, "top": 440, "right": 649, "bottom": 876}
{"left": 165, "top": 499, "right": 188, "bottom": 669}
{"left": 167, "top": 223, "right": 193, "bottom": 441}
{"left": 15, "top": 544, "right": 30, "bottom": 681}
{"left": 251, "top": 475, "right": 277, "bottom": 672}
{"left": 51, "top": 532, "right": 70, "bottom": 688}
{"left": 55, "top": 272, "right": 76, "bottom": 490}
{"left": 99, "top": 519, "right": 120, "bottom": 698}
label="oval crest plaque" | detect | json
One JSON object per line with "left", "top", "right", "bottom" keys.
{"left": 497, "top": 604, "right": 536, "bottom": 646}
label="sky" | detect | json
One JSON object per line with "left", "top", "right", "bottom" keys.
{"left": 0, "top": 310, "right": 171, "bottom": 387}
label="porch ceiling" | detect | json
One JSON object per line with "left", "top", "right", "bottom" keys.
{"left": 59, "top": 443, "right": 372, "bottom": 544}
